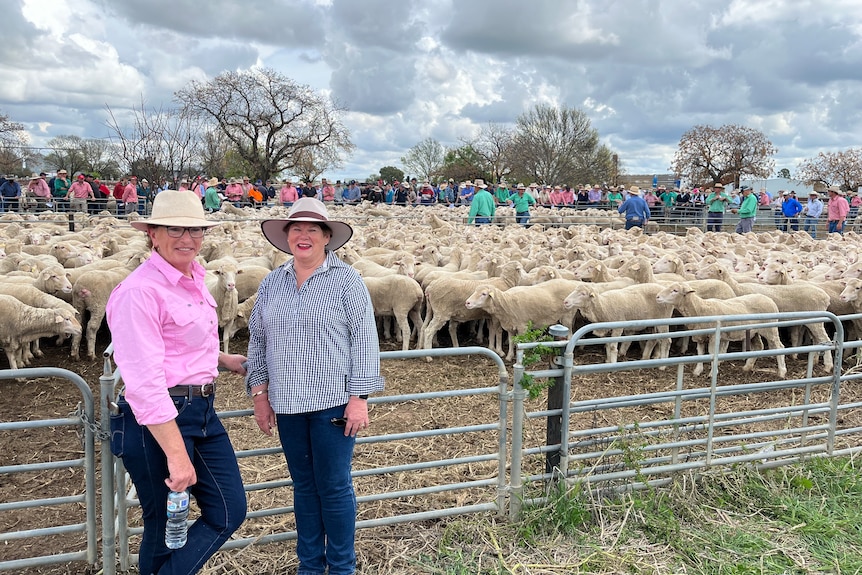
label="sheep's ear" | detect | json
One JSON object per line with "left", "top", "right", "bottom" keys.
{"left": 488, "top": 290, "right": 494, "bottom": 299}
{"left": 54, "top": 315, "right": 64, "bottom": 324}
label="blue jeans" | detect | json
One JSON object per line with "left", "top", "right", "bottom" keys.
{"left": 624, "top": 218, "right": 644, "bottom": 230}
{"left": 706, "top": 211, "right": 724, "bottom": 232}
{"left": 515, "top": 211, "right": 530, "bottom": 226}
{"left": 277, "top": 405, "right": 356, "bottom": 575}
{"left": 829, "top": 220, "right": 845, "bottom": 234}
{"left": 112, "top": 394, "right": 246, "bottom": 575}
{"left": 803, "top": 216, "right": 818, "bottom": 238}
{"left": 474, "top": 217, "right": 491, "bottom": 225}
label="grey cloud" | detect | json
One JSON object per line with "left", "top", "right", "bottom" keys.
{"left": 328, "top": 45, "right": 415, "bottom": 115}
{"left": 98, "top": 0, "right": 324, "bottom": 46}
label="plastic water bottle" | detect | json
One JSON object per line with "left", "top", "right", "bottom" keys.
{"left": 165, "top": 490, "right": 189, "bottom": 549}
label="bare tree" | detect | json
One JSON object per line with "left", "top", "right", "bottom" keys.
{"left": 43, "top": 135, "right": 120, "bottom": 177}
{"left": 290, "top": 143, "right": 346, "bottom": 184}
{"left": 462, "top": 123, "right": 514, "bottom": 184}
{"left": 106, "top": 99, "right": 203, "bottom": 186}
{"left": 509, "top": 104, "right": 614, "bottom": 185}
{"left": 176, "top": 68, "right": 353, "bottom": 184}
{"left": 796, "top": 149, "right": 862, "bottom": 192}
{"left": 0, "top": 110, "right": 30, "bottom": 174}
{"left": 671, "top": 124, "right": 776, "bottom": 187}
{"left": 401, "top": 137, "right": 445, "bottom": 182}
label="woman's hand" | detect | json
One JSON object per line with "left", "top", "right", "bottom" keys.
{"left": 342, "top": 396, "right": 369, "bottom": 437}
{"left": 252, "top": 393, "right": 276, "bottom": 436}
{"left": 219, "top": 352, "right": 247, "bottom": 375}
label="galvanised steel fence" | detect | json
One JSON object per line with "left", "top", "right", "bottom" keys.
{"left": 3, "top": 311, "right": 862, "bottom": 572}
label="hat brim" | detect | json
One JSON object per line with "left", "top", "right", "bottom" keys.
{"left": 261, "top": 218, "right": 353, "bottom": 255}
{"left": 131, "top": 216, "right": 220, "bottom": 231}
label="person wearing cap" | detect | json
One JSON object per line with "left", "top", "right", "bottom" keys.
{"left": 617, "top": 186, "right": 650, "bottom": 230}
{"left": 732, "top": 185, "right": 758, "bottom": 233}
{"left": 53, "top": 169, "right": 71, "bottom": 212}
{"left": 467, "top": 180, "right": 495, "bottom": 224}
{"left": 850, "top": 189, "right": 862, "bottom": 222}
{"left": 27, "top": 173, "right": 50, "bottom": 212}
{"left": 342, "top": 180, "right": 360, "bottom": 204}
{"left": 780, "top": 190, "right": 803, "bottom": 231}
{"left": 137, "top": 178, "right": 152, "bottom": 214}
{"left": 507, "top": 183, "right": 536, "bottom": 225}
{"left": 0, "top": 174, "right": 21, "bottom": 213}
{"left": 705, "top": 183, "right": 730, "bottom": 232}
{"left": 105, "top": 190, "right": 248, "bottom": 575}
{"left": 247, "top": 197, "right": 383, "bottom": 575}
{"left": 122, "top": 176, "right": 139, "bottom": 216}
{"left": 66, "top": 173, "right": 95, "bottom": 213}
{"left": 802, "top": 191, "right": 823, "bottom": 238}
{"left": 827, "top": 185, "right": 850, "bottom": 234}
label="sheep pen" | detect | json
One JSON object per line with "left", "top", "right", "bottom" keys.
{"left": 3, "top": 205, "right": 862, "bottom": 574}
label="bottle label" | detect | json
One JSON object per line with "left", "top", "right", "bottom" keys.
{"left": 167, "top": 493, "right": 189, "bottom": 513}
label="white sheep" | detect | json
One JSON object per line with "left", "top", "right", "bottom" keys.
{"left": 363, "top": 274, "right": 424, "bottom": 351}
{"left": 0, "top": 294, "right": 82, "bottom": 370}
{"left": 563, "top": 283, "right": 673, "bottom": 364}
{"left": 464, "top": 281, "right": 577, "bottom": 361}
{"left": 655, "top": 282, "right": 787, "bottom": 378}
{"left": 205, "top": 259, "right": 240, "bottom": 353}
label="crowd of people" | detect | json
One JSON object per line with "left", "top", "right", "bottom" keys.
{"left": 0, "top": 170, "right": 857, "bottom": 235}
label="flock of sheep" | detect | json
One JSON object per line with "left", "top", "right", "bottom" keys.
{"left": 0, "top": 201, "right": 858, "bottom": 380}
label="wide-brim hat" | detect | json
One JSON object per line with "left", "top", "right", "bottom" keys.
{"left": 713, "top": 182, "right": 724, "bottom": 188}
{"left": 207, "top": 177, "right": 219, "bottom": 187}
{"left": 828, "top": 185, "right": 844, "bottom": 195}
{"left": 260, "top": 197, "right": 353, "bottom": 255}
{"left": 628, "top": 186, "right": 641, "bottom": 194}
{"left": 130, "top": 190, "right": 219, "bottom": 231}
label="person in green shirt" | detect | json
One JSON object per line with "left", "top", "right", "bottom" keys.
{"left": 52, "top": 169, "right": 71, "bottom": 212}
{"left": 493, "top": 183, "right": 510, "bottom": 205}
{"left": 606, "top": 186, "right": 624, "bottom": 208}
{"left": 467, "top": 182, "right": 495, "bottom": 225}
{"left": 705, "top": 182, "right": 730, "bottom": 232}
{"left": 204, "top": 177, "right": 222, "bottom": 212}
{"left": 732, "top": 185, "right": 757, "bottom": 233}
{"left": 507, "top": 183, "right": 536, "bottom": 226}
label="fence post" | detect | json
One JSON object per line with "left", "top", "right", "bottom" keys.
{"left": 545, "top": 324, "right": 570, "bottom": 477}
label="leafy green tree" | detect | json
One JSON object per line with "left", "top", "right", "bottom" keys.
{"left": 439, "top": 145, "right": 489, "bottom": 185}
{"left": 379, "top": 166, "right": 404, "bottom": 184}
{"left": 777, "top": 168, "right": 791, "bottom": 179}
{"left": 671, "top": 124, "right": 776, "bottom": 188}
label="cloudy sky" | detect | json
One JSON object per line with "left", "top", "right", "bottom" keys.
{"left": 3, "top": 0, "right": 862, "bottom": 180}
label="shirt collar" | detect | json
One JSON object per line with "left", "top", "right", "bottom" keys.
{"left": 148, "top": 249, "right": 205, "bottom": 286}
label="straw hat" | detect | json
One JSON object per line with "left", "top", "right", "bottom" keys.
{"left": 130, "top": 190, "right": 219, "bottom": 231}
{"left": 260, "top": 197, "right": 353, "bottom": 255}
{"left": 827, "top": 185, "right": 845, "bottom": 195}
{"left": 628, "top": 186, "right": 641, "bottom": 195}
{"left": 206, "top": 177, "right": 219, "bottom": 188}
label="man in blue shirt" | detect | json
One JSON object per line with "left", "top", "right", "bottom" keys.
{"left": 780, "top": 190, "right": 803, "bottom": 231}
{"left": 343, "top": 180, "right": 361, "bottom": 203}
{"left": 617, "top": 186, "right": 650, "bottom": 230}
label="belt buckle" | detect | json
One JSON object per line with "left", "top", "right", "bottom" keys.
{"left": 200, "top": 383, "right": 214, "bottom": 397}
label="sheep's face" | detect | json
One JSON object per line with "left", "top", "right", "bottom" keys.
{"left": 563, "top": 288, "right": 592, "bottom": 309}
{"left": 839, "top": 280, "right": 862, "bottom": 303}
{"left": 465, "top": 288, "right": 492, "bottom": 310}
{"left": 655, "top": 284, "right": 686, "bottom": 307}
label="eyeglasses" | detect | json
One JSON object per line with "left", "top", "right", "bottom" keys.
{"left": 163, "top": 226, "right": 205, "bottom": 238}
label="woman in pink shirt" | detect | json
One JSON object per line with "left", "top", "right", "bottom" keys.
{"left": 106, "top": 190, "right": 247, "bottom": 575}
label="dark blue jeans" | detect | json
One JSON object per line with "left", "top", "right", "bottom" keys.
{"left": 515, "top": 211, "right": 530, "bottom": 226}
{"left": 277, "top": 405, "right": 356, "bottom": 575}
{"left": 112, "top": 394, "right": 246, "bottom": 575}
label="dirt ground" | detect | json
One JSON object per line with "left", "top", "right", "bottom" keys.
{"left": 2, "top": 327, "right": 860, "bottom": 574}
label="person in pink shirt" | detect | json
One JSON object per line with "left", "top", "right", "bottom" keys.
{"left": 105, "top": 190, "right": 247, "bottom": 575}
{"left": 549, "top": 185, "right": 564, "bottom": 207}
{"left": 122, "top": 176, "right": 139, "bottom": 216}
{"left": 279, "top": 179, "right": 299, "bottom": 206}
{"left": 559, "top": 185, "right": 575, "bottom": 206}
{"left": 827, "top": 185, "right": 850, "bottom": 234}
{"left": 225, "top": 178, "right": 244, "bottom": 206}
{"left": 66, "top": 173, "right": 94, "bottom": 213}
{"left": 758, "top": 188, "right": 771, "bottom": 207}
{"left": 320, "top": 178, "right": 335, "bottom": 202}
{"left": 27, "top": 173, "right": 50, "bottom": 212}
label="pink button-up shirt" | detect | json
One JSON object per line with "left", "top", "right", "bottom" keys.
{"left": 68, "top": 180, "right": 92, "bottom": 199}
{"left": 279, "top": 185, "right": 299, "bottom": 204}
{"left": 28, "top": 178, "right": 50, "bottom": 198}
{"left": 106, "top": 251, "right": 220, "bottom": 425}
{"left": 828, "top": 196, "right": 850, "bottom": 222}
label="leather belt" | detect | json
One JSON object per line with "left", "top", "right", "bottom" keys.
{"left": 167, "top": 383, "right": 215, "bottom": 398}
